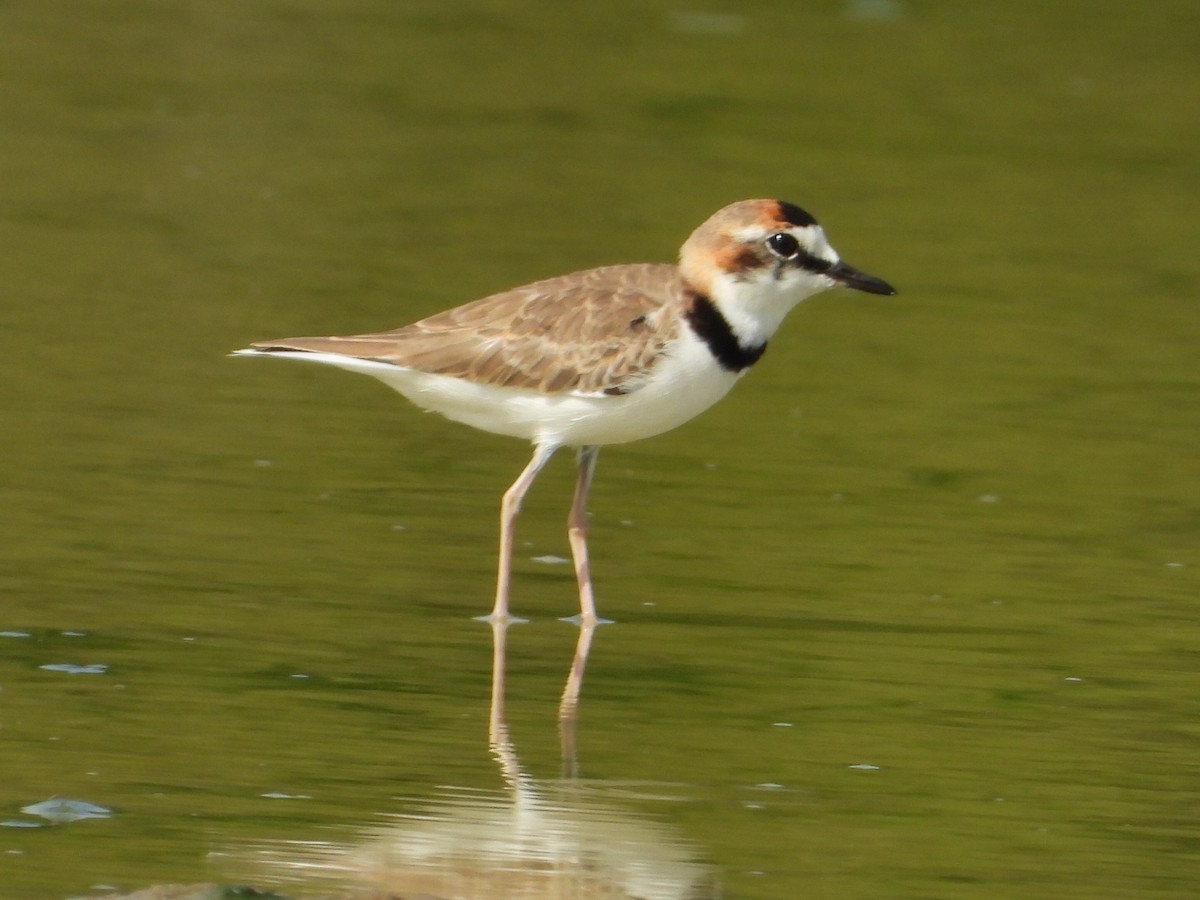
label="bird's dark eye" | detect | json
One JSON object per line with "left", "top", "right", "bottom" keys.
{"left": 766, "top": 232, "right": 801, "bottom": 258}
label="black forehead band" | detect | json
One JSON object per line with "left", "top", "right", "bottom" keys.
{"left": 775, "top": 200, "right": 818, "bottom": 228}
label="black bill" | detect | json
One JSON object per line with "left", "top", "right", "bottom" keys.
{"left": 828, "top": 260, "right": 896, "bottom": 296}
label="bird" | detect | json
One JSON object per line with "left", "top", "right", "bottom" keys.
{"left": 233, "top": 198, "right": 895, "bottom": 623}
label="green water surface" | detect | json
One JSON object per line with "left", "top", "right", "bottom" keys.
{"left": 2, "top": 1, "right": 1198, "bottom": 898}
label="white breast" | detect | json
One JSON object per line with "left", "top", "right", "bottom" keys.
{"left": 246, "top": 329, "right": 744, "bottom": 449}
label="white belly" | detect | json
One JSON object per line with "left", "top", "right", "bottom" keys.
{"left": 243, "top": 329, "right": 744, "bottom": 448}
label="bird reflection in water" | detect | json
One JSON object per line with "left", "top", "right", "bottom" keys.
{"left": 247, "top": 622, "right": 717, "bottom": 899}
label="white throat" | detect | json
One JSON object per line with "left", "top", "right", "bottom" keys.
{"left": 706, "top": 270, "right": 830, "bottom": 348}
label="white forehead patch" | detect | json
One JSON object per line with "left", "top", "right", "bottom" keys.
{"left": 729, "top": 223, "right": 838, "bottom": 263}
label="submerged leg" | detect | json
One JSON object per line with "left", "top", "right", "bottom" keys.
{"left": 558, "top": 617, "right": 597, "bottom": 778}
{"left": 486, "top": 442, "right": 558, "bottom": 622}
{"left": 566, "top": 445, "right": 601, "bottom": 622}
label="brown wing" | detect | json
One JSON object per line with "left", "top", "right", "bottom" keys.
{"left": 250, "top": 263, "right": 685, "bottom": 395}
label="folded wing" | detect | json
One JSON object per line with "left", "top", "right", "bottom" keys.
{"left": 250, "top": 263, "right": 684, "bottom": 396}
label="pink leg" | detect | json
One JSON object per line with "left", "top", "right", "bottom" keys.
{"left": 566, "top": 445, "right": 601, "bottom": 622}
{"left": 486, "top": 443, "right": 557, "bottom": 622}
